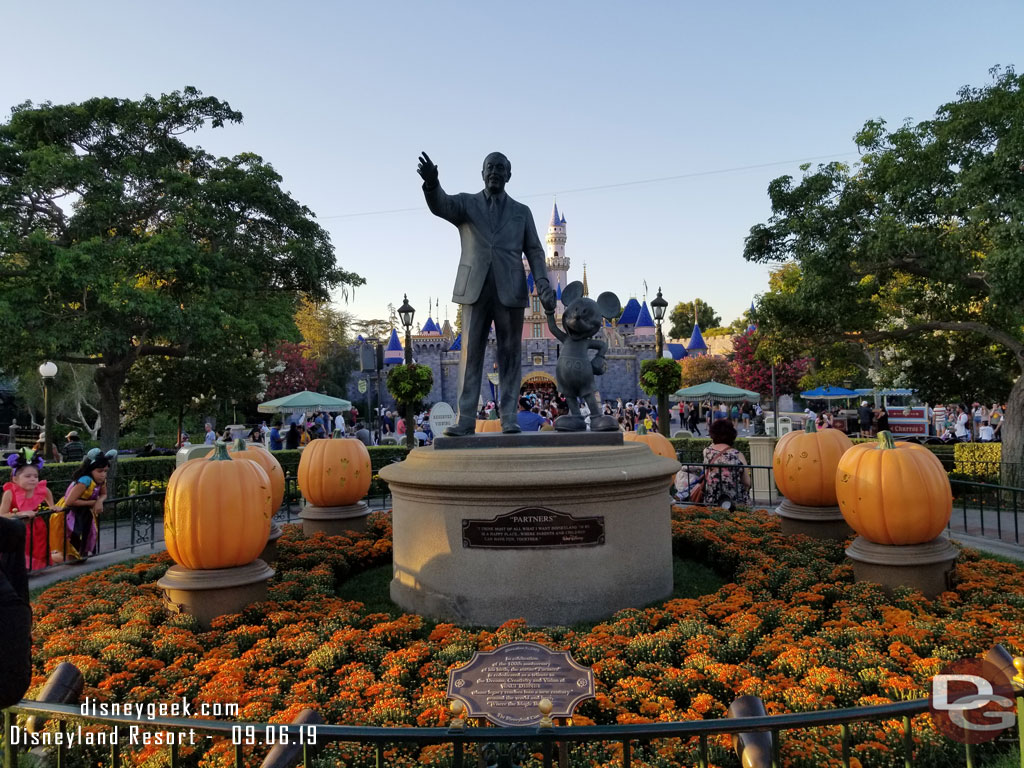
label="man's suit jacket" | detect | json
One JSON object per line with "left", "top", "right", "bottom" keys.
{"left": 423, "top": 184, "right": 549, "bottom": 308}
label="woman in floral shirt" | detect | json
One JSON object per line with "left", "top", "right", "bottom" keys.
{"left": 702, "top": 419, "right": 751, "bottom": 506}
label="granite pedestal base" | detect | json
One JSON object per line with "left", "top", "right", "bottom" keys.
{"left": 846, "top": 536, "right": 959, "bottom": 599}
{"left": 380, "top": 434, "right": 680, "bottom": 626}
{"left": 260, "top": 521, "right": 284, "bottom": 566}
{"left": 157, "top": 560, "right": 275, "bottom": 629}
{"left": 775, "top": 500, "right": 853, "bottom": 540}
{"left": 300, "top": 502, "right": 370, "bottom": 536}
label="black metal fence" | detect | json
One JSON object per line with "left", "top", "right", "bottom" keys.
{"left": 5, "top": 691, "right": 1023, "bottom": 768}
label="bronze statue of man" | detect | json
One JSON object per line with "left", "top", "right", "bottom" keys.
{"left": 418, "top": 151, "right": 556, "bottom": 435}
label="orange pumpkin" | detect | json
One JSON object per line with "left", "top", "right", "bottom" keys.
{"left": 228, "top": 438, "right": 285, "bottom": 512}
{"left": 475, "top": 418, "right": 503, "bottom": 433}
{"left": 623, "top": 425, "right": 677, "bottom": 460}
{"left": 164, "top": 442, "right": 272, "bottom": 570}
{"left": 773, "top": 420, "right": 853, "bottom": 506}
{"left": 835, "top": 431, "right": 952, "bottom": 545}
{"left": 297, "top": 434, "right": 372, "bottom": 507}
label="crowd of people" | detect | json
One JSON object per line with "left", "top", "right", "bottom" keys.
{"left": 803, "top": 400, "right": 1008, "bottom": 442}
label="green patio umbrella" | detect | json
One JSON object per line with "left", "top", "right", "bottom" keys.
{"left": 257, "top": 390, "right": 353, "bottom": 414}
{"left": 671, "top": 381, "right": 761, "bottom": 403}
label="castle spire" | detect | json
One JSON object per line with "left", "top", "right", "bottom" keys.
{"left": 582, "top": 263, "right": 589, "bottom": 297}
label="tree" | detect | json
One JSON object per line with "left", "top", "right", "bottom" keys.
{"left": 669, "top": 300, "right": 722, "bottom": 339}
{"left": 264, "top": 343, "right": 323, "bottom": 400}
{"left": 294, "top": 298, "right": 354, "bottom": 360}
{"left": 730, "top": 332, "right": 810, "bottom": 397}
{"left": 678, "top": 356, "right": 733, "bottom": 388}
{"left": 744, "top": 67, "right": 1024, "bottom": 483}
{"left": 352, "top": 319, "right": 392, "bottom": 343}
{"left": 0, "top": 88, "right": 363, "bottom": 449}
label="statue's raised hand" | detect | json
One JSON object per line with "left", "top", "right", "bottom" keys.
{"left": 417, "top": 152, "right": 439, "bottom": 186}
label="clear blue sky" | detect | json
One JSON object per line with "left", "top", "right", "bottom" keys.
{"left": 3, "top": 0, "right": 1021, "bottom": 334}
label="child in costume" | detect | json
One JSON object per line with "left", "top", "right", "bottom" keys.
{"left": 1, "top": 449, "right": 60, "bottom": 570}
{"left": 52, "top": 448, "right": 115, "bottom": 561}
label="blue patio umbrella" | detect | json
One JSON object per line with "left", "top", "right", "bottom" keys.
{"left": 800, "top": 386, "right": 858, "bottom": 400}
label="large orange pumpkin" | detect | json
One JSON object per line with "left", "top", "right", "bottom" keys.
{"left": 475, "top": 418, "right": 503, "bottom": 433}
{"left": 773, "top": 420, "right": 853, "bottom": 506}
{"left": 164, "top": 442, "right": 272, "bottom": 570}
{"left": 835, "top": 431, "right": 952, "bottom": 545}
{"left": 228, "top": 438, "right": 285, "bottom": 512}
{"left": 297, "top": 434, "right": 372, "bottom": 507}
{"left": 623, "top": 425, "right": 677, "bottom": 460}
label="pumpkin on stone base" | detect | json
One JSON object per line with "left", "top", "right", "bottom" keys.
{"left": 228, "top": 438, "right": 285, "bottom": 512}
{"left": 164, "top": 442, "right": 272, "bottom": 570}
{"left": 835, "top": 431, "right": 952, "bottom": 545}
{"left": 773, "top": 420, "right": 853, "bottom": 506}
{"left": 623, "top": 424, "right": 677, "bottom": 460}
{"left": 297, "top": 432, "right": 372, "bottom": 507}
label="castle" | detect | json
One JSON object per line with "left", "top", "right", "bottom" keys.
{"left": 350, "top": 203, "right": 708, "bottom": 411}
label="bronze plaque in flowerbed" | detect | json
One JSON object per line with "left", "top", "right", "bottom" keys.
{"left": 462, "top": 507, "right": 605, "bottom": 549}
{"left": 447, "top": 641, "right": 595, "bottom": 727}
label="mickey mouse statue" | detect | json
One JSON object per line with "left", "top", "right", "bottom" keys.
{"left": 545, "top": 281, "right": 621, "bottom": 431}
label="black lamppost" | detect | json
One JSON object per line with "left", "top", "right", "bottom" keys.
{"left": 38, "top": 361, "right": 58, "bottom": 462}
{"left": 650, "top": 288, "right": 670, "bottom": 436}
{"left": 398, "top": 295, "right": 416, "bottom": 449}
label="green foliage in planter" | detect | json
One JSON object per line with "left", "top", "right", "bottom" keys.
{"left": 639, "top": 357, "right": 682, "bottom": 397}
{"left": 386, "top": 364, "right": 434, "bottom": 407}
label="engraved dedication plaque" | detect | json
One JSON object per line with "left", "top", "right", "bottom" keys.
{"left": 462, "top": 507, "right": 605, "bottom": 549}
{"left": 447, "top": 641, "right": 595, "bottom": 726}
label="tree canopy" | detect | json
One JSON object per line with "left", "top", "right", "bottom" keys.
{"left": 744, "top": 67, "right": 1024, "bottom": 480}
{"left": 669, "top": 299, "right": 721, "bottom": 339}
{"left": 0, "top": 87, "right": 363, "bottom": 448}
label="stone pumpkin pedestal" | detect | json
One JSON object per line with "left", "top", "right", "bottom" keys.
{"left": 160, "top": 442, "right": 276, "bottom": 628}
{"left": 845, "top": 536, "right": 959, "bottom": 599}
{"left": 158, "top": 560, "right": 275, "bottom": 630}
{"left": 297, "top": 433, "right": 372, "bottom": 537}
{"left": 837, "top": 432, "right": 957, "bottom": 598}
{"left": 772, "top": 422, "right": 853, "bottom": 541}
{"left": 381, "top": 432, "right": 679, "bottom": 627}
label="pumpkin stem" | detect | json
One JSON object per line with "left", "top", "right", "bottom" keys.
{"left": 636, "top": 423, "right": 648, "bottom": 435}
{"left": 332, "top": 429, "right": 344, "bottom": 439}
{"left": 208, "top": 441, "right": 233, "bottom": 461}
{"left": 232, "top": 438, "right": 247, "bottom": 452}
{"left": 876, "top": 430, "right": 896, "bottom": 450}
{"left": 804, "top": 419, "right": 817, "bottom": 433}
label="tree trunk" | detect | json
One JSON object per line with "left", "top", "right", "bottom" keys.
{"left": 94, "top": 364, "right": 128, "bottom": 452}
{"left": 1001, "top": 373, "right": 1024, "bottom": 489}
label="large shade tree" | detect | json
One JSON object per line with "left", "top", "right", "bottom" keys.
{"left": 744, "top": 67, "right": 1024, "bottom": 483}
{"left": 0, "top": 88, "right": 363, "bottom": 448}
{"left": 669, "top": 299, "right": 721, "bottom": 340}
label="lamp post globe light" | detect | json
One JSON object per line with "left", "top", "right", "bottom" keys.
{"left": 650, "top": 288, "right": 670, "bottom": 437}
{"left": 398, "top": 295, "right": 415, "bottom": 448}
{"left": 38, "top": 361, "right": 58, "bottom": 462}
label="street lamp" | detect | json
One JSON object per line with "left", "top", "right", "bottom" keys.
{"left": 650, "top": 288, "right": 670, "bottom": 436}
{"left": 38, "top": 361, "right": 58, "bottom": 462}
{"left": 398, "top": 295, "right": 416, "bottom": 448}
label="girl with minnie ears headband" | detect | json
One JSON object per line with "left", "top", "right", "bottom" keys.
{"left": 51, "top": 448, "right": 116, "bottom": 562}
{"left": 1, "top": 448, "right": 59, "bottom": 569}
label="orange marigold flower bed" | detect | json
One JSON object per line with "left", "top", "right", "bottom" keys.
{"left": 26, "top": 508, "right": 1024, "bottom": 768}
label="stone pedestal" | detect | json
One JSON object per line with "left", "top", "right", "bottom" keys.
{"left": 775, "top": 500, "right": 853, "bottom": 540}
{"left": 157, "top": 560, "right": 275, "bottom": 629}
{"left": 299, "top": 502, "right": 371, "bottom": 536}
{"left": 175, "top": 444, "right": 214, "bottom": 466}
{"left": 846, "top": 536, "right": 959, "bottom": 599}
{"left": 746, "top": 436, "right": 778, "bottom": 506}
{"left": 260, "top": 521, "right": 284, "bottom": 566}
{"left": 380, "top": 433, "right": 680, "bottom": 626}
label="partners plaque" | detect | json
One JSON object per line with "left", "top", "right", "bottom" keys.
{"left": 447, "top": 641, "right": 595, "bottom": 727}
{"left": 462, "top": 507, "right": 605, "bottom": 549}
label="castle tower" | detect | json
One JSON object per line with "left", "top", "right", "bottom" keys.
{"left": 544, "top": 201, "right": 569, "bottom": 292}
